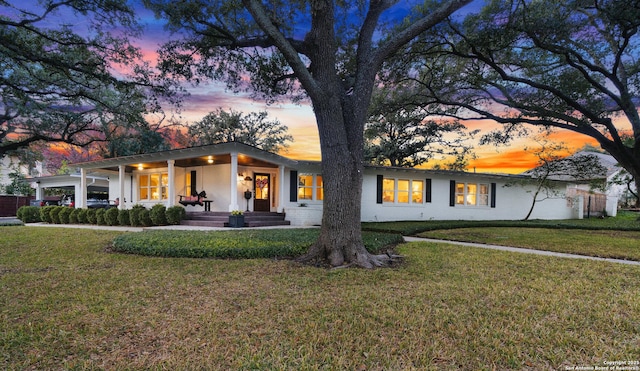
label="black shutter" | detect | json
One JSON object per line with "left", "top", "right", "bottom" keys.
{"left": 449, "top": 180, "right": 456, "bottom": 207}
{"left": 376, "top": 175, "right": 383, "bottom": 204}
{"left": 190, "top": 170, "right": 197, "bottom": 195}
{"left": 425, "top": 179, "right": 432, "bottom": 203}
{"left": 290, "top": 170, "right": 298, "bottom": 202}
{"left": 491, "top": 182, "right": 497, "bottom": 208}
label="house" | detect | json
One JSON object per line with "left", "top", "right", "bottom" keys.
{"left": 524, "top": 151, "right": 624, "bottom": 217}
{"left": 59, "top": 142, "right": 584, "bottom": 226}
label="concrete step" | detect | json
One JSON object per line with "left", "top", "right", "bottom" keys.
{"left": 181, "top": 211, "right": 290, "bottom": 228}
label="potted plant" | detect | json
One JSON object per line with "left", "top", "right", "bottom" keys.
{"left": 228, "top": 210, "right": 244, "bottom": 228}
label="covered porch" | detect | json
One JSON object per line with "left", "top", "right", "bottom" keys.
{"left": 74, "top": 142, "right": 298, "bottom": 214}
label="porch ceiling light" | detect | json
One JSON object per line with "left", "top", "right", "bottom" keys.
{"left": 137, "top": 163, "right": 144, "bottom": 170}
{"left": 207, "top": 155, "right": 214, "bottom": 164}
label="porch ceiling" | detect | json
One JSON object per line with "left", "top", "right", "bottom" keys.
{"left": 74, "top": 142, "right": 299, "bottom": 172}
{"left": 111, "top": 154, "right": 279, "bottom": 173}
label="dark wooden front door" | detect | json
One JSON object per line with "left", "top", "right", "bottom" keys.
{"left": 253, "top": 173, "right": 270, "bottom": 212}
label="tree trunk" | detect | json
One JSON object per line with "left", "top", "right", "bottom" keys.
{"left": 297, "top": 97, "right": 397, "bottom": 268}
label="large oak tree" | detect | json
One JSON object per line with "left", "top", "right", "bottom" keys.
{"left": 398, "top": 0, "right": 640, "bottom": 205}
{"left": 0, "top": 0, "right": 172, "bottom": 158}
{"left": 145, "top": 0, "right": 473, "bottom": 268}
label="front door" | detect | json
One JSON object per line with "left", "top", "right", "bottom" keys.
{"left": 253, "top": 173, "right": 270, "bottom": 212}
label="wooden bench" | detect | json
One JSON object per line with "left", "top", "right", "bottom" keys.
{"left": 179, "top": 190, "right": 207, "bottom": 207}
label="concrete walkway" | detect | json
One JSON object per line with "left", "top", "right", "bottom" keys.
{"left": 403, "top": 236, "right": 640, "bottom": 266}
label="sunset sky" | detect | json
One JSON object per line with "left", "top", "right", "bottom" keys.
{"left": 127, "top": 4, "right": 607, "bottom": 175}
{"left": 26, "top": 1, "right": 609, "bottom": 174}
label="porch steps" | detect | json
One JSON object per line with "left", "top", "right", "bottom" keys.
{"left": 181, "top": 211, "right": 290, "bottom": 228}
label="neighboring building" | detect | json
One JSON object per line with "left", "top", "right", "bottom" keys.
{"left": 58, "top": 142, "right": 583, "bottom": 225}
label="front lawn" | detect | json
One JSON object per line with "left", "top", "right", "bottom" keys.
{"left": 419, "top": 227, "right": 640, "bottom": 261}
{"left": 362, "top": 210, "right": 640, "bottom": 235}
{"left": 1, "top": 226, "right": 638, "bottom": 370}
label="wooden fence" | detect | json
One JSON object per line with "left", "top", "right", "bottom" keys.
{"left": 0, "top": 195, "right": 33, "bottom": 217}
{"left": 566, "top": 189, "right": 608, "bottom": 217}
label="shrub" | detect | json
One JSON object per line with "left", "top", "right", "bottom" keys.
{"left": 50, "top": 206, "right": 63, "bottom": 224}
{"left": 150, "top": 204, "right": 167, "bottom": 226}
{"left": 17, "top": 206, "right": 41, "bottom": 223}
{"left": 105, "top": 207, "right": 119, "bottom": 226}
{"left": 139, "top": 209, "right": 152, "bottom": 227}
{"left": 118, "top": 209, "right": 130, "bottom": 226}
{"left": 69, "top": 208, "right": 81, "bottom": 224}
{"left": 58, "top": 207, "right": 72, "bottom": 224}
{"left": 129, "top": 204, "right": 146, "bottom": 227}
{"left": 166, "top": 206, "right": 186, "bottom": 225}
{"left": 77, "top": 209, "right": 88, "bottom": 224}
{"left": 86, "top": 208, "right": 97, "bottom": 224}
{"left": 96, "top": 208, "right": 106, "bottom": 225}
{"left": 40, "top": 205, "right": 56, "bottom": 223}
{"left": 111, "top": 230, "right": 404, "bottom": 259}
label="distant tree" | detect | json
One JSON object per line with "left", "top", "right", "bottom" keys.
{"left": 188, "top": 109, "right": 293, "bottom": 153}
{"left": 519, "top": 138, "right": 607, "bottom": 220}
{"left": 0, "top": 0, "right": 174, "bottom": 158}
{"left": 392, "top": 0, "right": 640, "bottom": 207}
{"left": 4, "top": 170, "right": 33, "bottom": 196}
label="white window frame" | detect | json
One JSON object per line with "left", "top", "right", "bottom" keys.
{"left": 297, "top": 173, "right": 323, "bottom": 202}
{"left": 383, "top": 178, "right": 424, "bottom": 205}
{"left": 138, "top": 172, "right": 169, "bottom": 201}
{"left": 456, "top": 182, "right": 490, "bottom": 207}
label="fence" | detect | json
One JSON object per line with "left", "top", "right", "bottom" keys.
{"left": 566, "top": 189, "right": 608, "bottom": 217}
{"left": 0, "top": 195, "right": 33, "bottom": 217}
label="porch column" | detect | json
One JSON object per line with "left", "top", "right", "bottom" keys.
{"left": 229, "top": 152, "right": 240, "bottom": 211}
{"left": 167, "top": 160, "right": 176, "bottom": 207}
{"left": 118, "top": 165, "right": 126, "bottom": 210}
{"left": 278, "top": 165, "right": 285, "bottom": 213}
{"left": 35, "top": 182, "right": 44, "bottom": 201}
{"left": 78, "top": 168, "right": 87, "bottom": 209}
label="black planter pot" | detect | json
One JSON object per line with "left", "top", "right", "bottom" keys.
{"left": 228, "top": 215, "right": 245, "bottom": 228}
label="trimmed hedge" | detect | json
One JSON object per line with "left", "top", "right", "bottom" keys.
{"left": 149, "top": 204, "right": 167, "bottom": 226}
{"left": 27, "top": 203, "right": 184, "bottom": 228}
{"left": 118, "top": 209, "right": 130, "bottom": 226}
{"left": 16, "top": 206, "right": 41, "bottom": 223}
{"left": 40, "top": 206, "right": 56, "bottom": 224}
{"left": 58, "top": 207, "right": 72, "bottom": 224}
{"left": 166, "top": 206, "right": 186, "bottom": 225}
{"left": 111, "top": 229, "right": 404, "bottom": 260}
{"left": 105, "top": 207, "right": 119, "bottom": 226}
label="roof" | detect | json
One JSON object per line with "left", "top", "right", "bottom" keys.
{"left": 73, "top": 142, "right": 300, "bottom": 172}
{"left": 522, "top": 151, "right": 617, "bottom": 182}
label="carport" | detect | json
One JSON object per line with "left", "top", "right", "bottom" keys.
{"left": 32, "top": 174, "right": 110, "bottom": 204}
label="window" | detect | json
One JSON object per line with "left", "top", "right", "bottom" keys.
{"left": 382, "top": 178, "right": 395, "bottom": 202}
{"left": 139, "top": 173, "right": 168, "bottom": 201}
{"left": 298, "top": 174, "right": 323, "bottom": 201}
{"left": 298, "top": 174, "right": 313, "bottom": 200}
{"left": 383, "top": 178, "right": 424, "bottom": 204}
{"left": 186, "top": 172, "right": 193, "bottom": 196}
{"left": 397, "top": 179, "right": 409, "bottom": 203}
{"left": 412, "top": 180, "right": 424, "bottom": 203}
{"left": 455, "top": 182, "right": 489, "bottom": 206}
{"left": 316, "top": 175, "right": 324, "bottom": 201}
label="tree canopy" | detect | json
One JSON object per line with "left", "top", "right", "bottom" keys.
{"left": 188, "top": 109, "right": 292, "bottom": 152}
{"left": 145, "top": 0, "right": 473, "bottom": 267}
{"left": 365, "top": 88, "right": 477, "bottom": 169}
{"left": 0, "top": 0, "right": 173, "bottom": 158}
{"left": 395, "top": 0, "right": 640, "bottom": 203}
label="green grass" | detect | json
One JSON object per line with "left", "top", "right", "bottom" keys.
{"left": 363, "top": 210, "right": 640, "bottom": 235}
{"left": 418, "top": 227, "right": 640, "bottom": 261}
{"left": 1, "top": 226, "right": 639, "bottom": 370}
